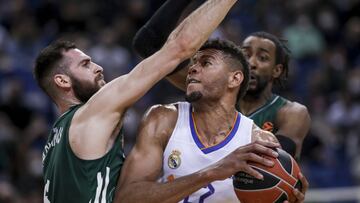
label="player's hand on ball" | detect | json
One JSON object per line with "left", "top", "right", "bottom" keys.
{"left": 284, "top": 173, "right": 309, "bottom": 203}
{"left": 204, "top": 140, "right": 280, "bottom": 181}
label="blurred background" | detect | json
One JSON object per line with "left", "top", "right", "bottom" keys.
{"left": 0, "top": 0, "right": 359, "bottom": 202}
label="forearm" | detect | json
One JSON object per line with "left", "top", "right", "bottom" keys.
{"left": 166, "top": 0, "right": 237, "bottom": 60}
{"left": 117, "top": 171, "right": 212, "bottom": 203}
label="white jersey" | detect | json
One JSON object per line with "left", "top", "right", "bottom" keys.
{"left": 160, "top": 102, "right": 253, "bottom": 203}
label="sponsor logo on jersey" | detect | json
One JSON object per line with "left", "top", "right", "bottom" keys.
{"left": 168, "top": 150, "right": 181, "bottom": 169}
{"left": 262, "top": 121, "right": 274, "bottom": 132}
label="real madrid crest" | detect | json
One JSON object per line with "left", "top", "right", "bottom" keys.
{"left": 168, "top": 150, "right": 181, "bottom": 169}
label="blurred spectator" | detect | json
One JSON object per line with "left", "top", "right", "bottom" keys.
{"left": 284, "top": 15, "right": 325, "bottom": 59}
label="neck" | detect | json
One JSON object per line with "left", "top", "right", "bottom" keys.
{"left": 240, "top": 84, "right": 273, "bottom": 116}
{"left": 56, "top": 96, "right": 82, "bottom": 115}
{"left": 191, "top": 100, "right": 237, "bottom": 147}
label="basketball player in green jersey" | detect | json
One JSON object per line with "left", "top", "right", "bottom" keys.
{"left": 132, "top": 0, "right": 310, "bottom": 159}
{"left": 239, "top": 32, "right": 311, "bottom": 159}
{"left": 34, "top": 0, "right": 239, "bottom": 202}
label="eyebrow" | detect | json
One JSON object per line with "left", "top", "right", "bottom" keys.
{"left": 199, "top": 54, "right": 216, "bottom": 61}
{"left": 241, "top": 46, "right": 270, "bottom": 54}
{"left": 78, "top": 58, "right": 91, "bottom": 66}
{"left": 258, "top": 47, "right": 270, "bottom": 54}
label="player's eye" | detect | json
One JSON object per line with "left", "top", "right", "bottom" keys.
{"left": 202, "top": 60, "right": 212, "bottom": 67}
{"left": 83, "top": 61, "right": 90, "bottom": 68}
{"left": 242, "top": 51, "right": 250, "bottom": 59}
{"left": 259, "top": 55, "right": 269, "bottom": 62}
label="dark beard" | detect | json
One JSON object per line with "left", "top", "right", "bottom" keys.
{"left": 70, "top": 75, "right": 100, "bottom": 103}
{"left": 246, "top": 75, "right": 269, "bottom": 97}
{"left": 185, "top": 91, "right": 203, "bottom": 102}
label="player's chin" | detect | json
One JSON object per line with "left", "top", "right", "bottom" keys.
{"left": 247, "top": 85, "right": 257, "bottom": 92}
{"left": 98, "top": 80, "right": 106, "bottom": 87}
{"left": 248, "top": 79, "right": 257, "bottom": 87}
{"left": 187, "top": 82, "right": 203, "bottom": 91}
{"left": 185, "top": 91, "right": 203, "bottom": 103}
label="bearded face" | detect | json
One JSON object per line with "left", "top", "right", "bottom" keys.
{"left": 70, "top": 73, "right": 104, "bottom": 103}
{"left": 246, "top": 73, "right": 271, "bottom": 97}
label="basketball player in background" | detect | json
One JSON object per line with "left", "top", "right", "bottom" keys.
{"left": 132, "top": 0, "right": 310, "bottom": 159}
{"left": 34, "top": 0, "right": 238, "bottom": 202}
{"left": 238, "top": 32, "right": 310, "bottom": 159}
{"left": 116, "top": 39, "right": 308, "bottom": 203}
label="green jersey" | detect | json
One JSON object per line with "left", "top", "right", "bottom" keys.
{"left": 247, "top": 94, "right": 288, "bottom": 133}
{"left": 42, "top": 105, "right": 125, "bottom": 203}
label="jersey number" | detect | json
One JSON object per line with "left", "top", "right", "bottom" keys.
{"left": 43, "top": 168, "right": 111, "bottom": 203}
{"left": 91, "top": 167, "right": 111, "bottom": 203}
{"left": 183, "top": 184, "right": 215, "bottom": 203}
{"left": 44, "top": 180, "right": 50, "bottom": 203}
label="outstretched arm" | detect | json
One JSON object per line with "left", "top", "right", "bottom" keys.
{"left": 70, "top": 0, "right": 238, "bottom": 160}
{"left": 133, "top": 0, "right": 199, "bottom": 91}
{"left": 115, "top": 105, "right": 280, "bottom": 203}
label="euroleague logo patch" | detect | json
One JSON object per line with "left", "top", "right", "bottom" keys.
{"left": 168, "top": 150, "right": 181, "bottom": 169}
{"left": 262, "top": 121, "right": 274, "bottom": 132}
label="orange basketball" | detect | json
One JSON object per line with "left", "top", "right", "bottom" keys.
{"left": 233, "top": 148, "right": 302, "bottom": 203}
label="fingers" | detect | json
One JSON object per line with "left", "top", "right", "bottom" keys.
{"left": 282, "top": 189, "right": 304, "bottom": 203}
{"left": 299, "top": 173, "right": 309, "bottom": 193}
{"left": 242, "top": 152, "right": 275, "bottom": 167}
{"left": 289, "top": 173, "right": 308, "bottom": 203}
{"left": 242, "top": 165, "right": 263, "bottom": 180}
{"left": 253, "top": 139, "right": 281, "bottom": 149}
{"left": 292, "top": 188, "right": 305, "bottom": 203}
{"left": 240, "top": 141, "right": 279, "bottom": 158}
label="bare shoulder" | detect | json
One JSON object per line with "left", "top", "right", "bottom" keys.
{"left": 278, "top": 101, "right": 309, "bottom": 119}
{"left": 251, "top": 124, "right": 279, "bottom": 144}
{"left": 143, "top": 103, "right": 178, "bottom": 123}
{"left": 139, "top": 103, "right": 179, "bottom": 148}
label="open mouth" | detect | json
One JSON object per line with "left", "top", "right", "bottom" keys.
{"left": 250, "top": 74, "right": 258, "bottom": 82}
{"left": 186, "top": 78, "right": 201, "bottom": 85}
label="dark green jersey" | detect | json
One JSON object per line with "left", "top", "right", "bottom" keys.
{"left": 247, "top": 94, "right": 288, "bottom": 133}
{"left": 42, "top": 105, "right": 125, "bottom": 203}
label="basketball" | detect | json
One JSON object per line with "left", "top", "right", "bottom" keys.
{"left": 233, "top": 148, "right": 302, "bottom": 203}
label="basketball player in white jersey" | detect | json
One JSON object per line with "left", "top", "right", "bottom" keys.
{"left": 116, "top": 39, "right": 308, "bottom": 203}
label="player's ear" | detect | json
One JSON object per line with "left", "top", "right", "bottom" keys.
{"left": 273, "top": 64, "right": 283, "bottom": 79}
{"left": 54, "top": 74, "right": 71, "bottom": 89}
{"left": 229, "top": 71, "right": 243, "bottom": 88}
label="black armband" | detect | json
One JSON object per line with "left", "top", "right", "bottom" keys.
{"left": 133, "top": 26, "right": 163, "bottom": 58}
{"left": 275, "top": 135, "right": 296, "bottom": 158}
{"left": 133, "top": 0, "right": 194, "bottom": 58}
